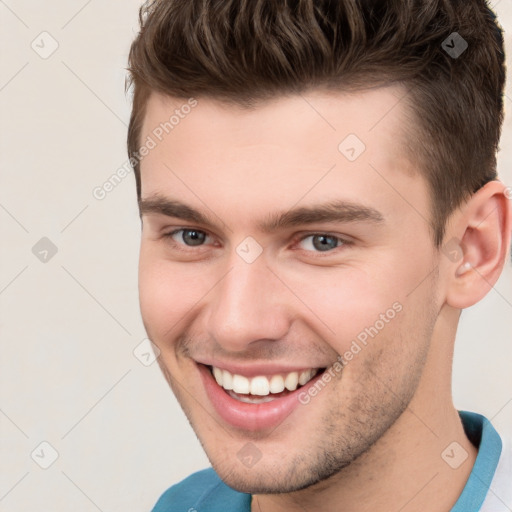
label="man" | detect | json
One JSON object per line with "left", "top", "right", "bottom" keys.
{"left": 126, "top": 0, "right": 512, "bottom": 510}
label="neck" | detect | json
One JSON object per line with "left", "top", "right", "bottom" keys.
{"left": 251, "top": 307, "right": 477, "bottom": 512}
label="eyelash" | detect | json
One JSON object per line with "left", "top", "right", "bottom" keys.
{"left": 161, "top": 228, "right": 352, "bottom": 254}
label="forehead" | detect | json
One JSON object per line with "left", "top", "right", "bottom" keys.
{"left": 138, "top": 86, "right": 426, "bottom": 229}
{"left": 141, "top": 86, "right": 411, "bottom": 158}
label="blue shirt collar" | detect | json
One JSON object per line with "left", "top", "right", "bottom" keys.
{"left": 450, "top": 410, "right": 503, "bottom": 511}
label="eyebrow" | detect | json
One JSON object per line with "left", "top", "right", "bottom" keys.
{"left": 138, "top": 194, "right": 384, "bottom": 232}
{"left": 261, "top": 201, "right": 384, "bottom": 231}
{"left": 139, "top": 195, "right": 217, "bottom": 226}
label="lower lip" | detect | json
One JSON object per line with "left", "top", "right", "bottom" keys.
{"left": 198, "top": 364, "right": 325, "bottom": 432}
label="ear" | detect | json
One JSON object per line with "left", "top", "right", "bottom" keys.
{"left": 445, "top": 181, "right": 512, "bottom": 309}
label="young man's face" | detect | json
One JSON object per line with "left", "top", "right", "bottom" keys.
{"left": 138, "top": 87, "right": 446, "bottom": 493}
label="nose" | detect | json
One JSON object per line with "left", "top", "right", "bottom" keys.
{"left": 204, "top": 255, "right": 291, "bottom": 353}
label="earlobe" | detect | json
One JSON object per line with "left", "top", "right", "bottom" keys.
{"left": 445, "top": 181, "right": 512, "bottom": 310}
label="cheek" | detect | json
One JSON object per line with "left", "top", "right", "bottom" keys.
{"left": 282, "top": 250, "right": 429, "bottom": 357}
{"left": 283, "top": 265, "right": 400, "bottom": 350}
{"left": 138, "top": 251, "right": 210, "bottom": 338}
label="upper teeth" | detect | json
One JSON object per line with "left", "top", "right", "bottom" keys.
{"left": 211, "top": 366, "right": 319, "bottom": 396}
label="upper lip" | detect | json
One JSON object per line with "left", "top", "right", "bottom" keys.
{"left": 195, "top": 358, "right": 327, "bottom": 378}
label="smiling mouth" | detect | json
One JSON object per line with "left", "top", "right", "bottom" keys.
{"left": 207, "top": 365, "right": 326, "bottom": 404}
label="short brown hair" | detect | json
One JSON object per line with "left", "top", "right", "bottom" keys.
{"left": 126, "top": 0, "right": 505, "bottom": 246}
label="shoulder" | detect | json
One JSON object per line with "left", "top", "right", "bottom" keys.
{"left": 482, "top": 433, "right": 512, "bottom": 511}
{"left": 151, "top": 467, "right": 251, "bottom": 512}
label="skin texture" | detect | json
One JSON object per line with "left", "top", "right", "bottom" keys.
{"left": 137, "top": 86, "right": 511, "bottom": 511}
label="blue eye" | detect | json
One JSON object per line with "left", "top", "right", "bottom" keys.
{"left": 170, "top": 229, "right": 209, "bottom": 246}
{"left": 299, "top": 234, "right": 343, "bottom": 252}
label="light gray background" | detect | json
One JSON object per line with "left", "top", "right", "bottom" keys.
{"left": 1, "top": 1, "right": 511, "bottom": 510}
